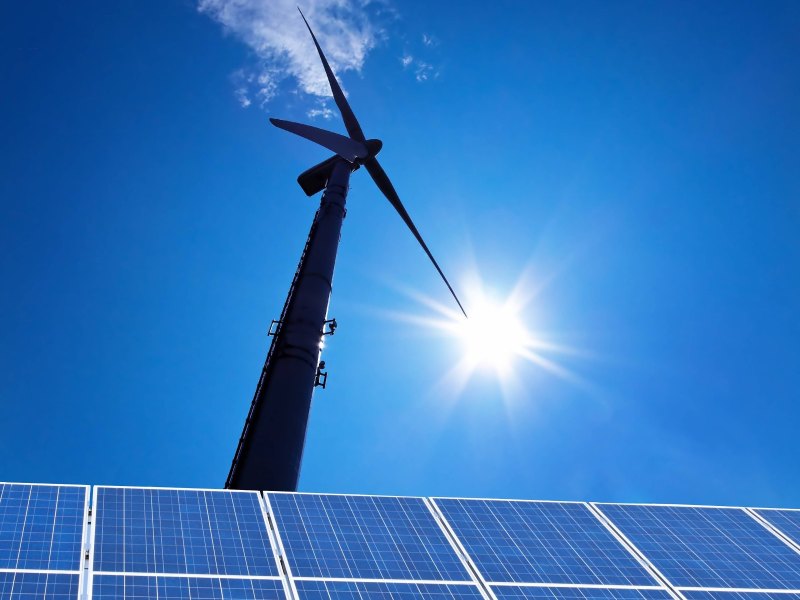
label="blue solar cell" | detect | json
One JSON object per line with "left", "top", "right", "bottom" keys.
{"left": 490, "top": 587, "right": 674, "bottom": 600}
{"left": 0, "top": 572, "right": 79, "bottom": 600}
{"left": 753, "top": 510, "right": 800, "bottom": 551}
{"left": 295, "top": 580, "right": 486, "bottom": 600}
{"left": 0, "top": 483, "right": 86, "bottom": 571}
{"left": 682, "top": 593, "right": 800, "bottom": 600}
{"left": 596, "top": 504, "right": 800, "bottom": 589}
{"left": 433, "top": 499, "right": 657, "bottom": 586}
{"left": 267, "top": 493, "right": 470, "bottom": 581}
{"left": 92, "top": 575, "right": 287, "bottom": 600}
{"left": 93, "top": 488, "right": 278, "bottom": 576}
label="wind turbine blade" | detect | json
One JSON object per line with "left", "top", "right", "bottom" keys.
{"left": 298, "top": 8, "right": 366, "bottom": 143}
{"left": 270, "top": 118, "right": 367, "bottom": 162}
{"left": 364, "top": 157, "right": 468, "bottom": 319}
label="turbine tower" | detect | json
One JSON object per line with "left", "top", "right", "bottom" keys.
{"left": 225, "top": 10, "right": 465, "bottom": 492}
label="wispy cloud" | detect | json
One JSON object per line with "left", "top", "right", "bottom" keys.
{"left": 421, "top": 33, "right": 437, "bottom": 47}
{"left": 400, "top": 55, "right": 437, "bottom": 82}
{"left": 307, "top": 101, "right": 335, "bottom": 119}
{"left": 198, "top": 0, "right": 382, "bottom": 108}
{"left": 399, "top": 32, "right": 441, "bottom": 82}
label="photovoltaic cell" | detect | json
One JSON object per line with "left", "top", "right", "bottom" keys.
{"left": 267, "top": 493, "right": 470, "bottom": 581}
{"left": 433, "top": 499, "right": 657, "bottom": 586}
{"left": 294, "top": 580, "right": 486, "bottom": 600}
{"left": 490, "top": 587, "right": 674, "bottom": 600}
{"left": 0, "top": 483, "right": 86, "bottom": 572}
{"left": 93, "top": 487, "right": 278, "bottom": 576}
{"left": 752, "top": 510, "right": 800, "bottom": 551}
{"left": 0, "top": 572, "right": 79, "bottom": 600}
{"left": 91, "top": 575, "right": 286, "bottom": 600}
{"left": 596, "top": 504, "right": 800, "bottom": 589}
{"left": 682, "top": 593, "right": 800, "bottom": 600}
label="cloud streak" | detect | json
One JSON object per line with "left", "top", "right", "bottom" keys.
{"left": 198, "top": 0, "right": 382, "bottom": 107}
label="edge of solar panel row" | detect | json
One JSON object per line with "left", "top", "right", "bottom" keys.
{"left": 0, "top": 482, "right": 89, "bottom": 600}
{"left": 591, "top": 503, "right": 800, "bottom": 595}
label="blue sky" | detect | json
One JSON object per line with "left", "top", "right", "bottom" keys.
{"left": 1, "top": 1, "right": 799, "bottom": 507}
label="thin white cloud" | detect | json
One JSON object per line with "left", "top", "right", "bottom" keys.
{"left": 307, "top": 100, "right": 335, "bottom": 119}
{"left": 414, "top": 61, "right": 435, "bottom": 82}
{"left": 401, "top": 54, "right": 413, "bottom": 68}
{"left": 198, "top": 0, "right": 381, "bottom": 106}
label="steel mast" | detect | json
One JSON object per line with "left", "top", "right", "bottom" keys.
{"left": 226, "top": 160, "right": 352, "bottom": 491}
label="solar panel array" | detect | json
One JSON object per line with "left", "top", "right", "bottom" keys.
{"left": 0, "top": 483, "right": 88, "bottom": 600}
{"left": 3, "top": 484, "right": 800, "bottom": 600}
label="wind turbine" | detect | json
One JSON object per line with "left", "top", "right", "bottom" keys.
{"left": 225, "top": 9, "right": 465, "bottom": 492}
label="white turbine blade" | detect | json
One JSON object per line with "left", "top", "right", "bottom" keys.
{"left": 270, "top": 118, "right": 367, "bottom": 163}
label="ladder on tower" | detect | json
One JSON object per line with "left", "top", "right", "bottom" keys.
{"left": 225, "top": 207, "right": 322, "bottom": 489}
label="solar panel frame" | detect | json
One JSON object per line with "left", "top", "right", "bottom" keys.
{"left": 88, "top": 486, "right": 290, "bottom": 600}
{"left": 429, "top": 497, "right": 668, "bottom": 589}
{"left": 591, "top": 502, "right": 800, "bottom": 593}
{"left": 264, "top": 492, "right": 492, "bottom": 600}
{"left": 0, "top": 482, "right": 90, "bottom": 574}
{"left": 293, "top": 578, "right": 490, "bottom": 600}
{"left": 748, "top": 509, "right": 800, "bottom": 557}
{"left": 0, "top": 482, "right": 89, "bottom": 600}
{"left": 488, "top": 584, "right": 678, "bottom": 600}
{"left": 680, "top": 591, "right": 800, "bottom": 600}
{"left": 0, "top": 570, "right": 81, "bottom": 600}
{"left": 90, "top": 573, "right": 288, "bottom": 600}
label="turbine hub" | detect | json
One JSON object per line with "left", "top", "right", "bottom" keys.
{"left": 364, "top": 138, "right": 382, "bottom": 159}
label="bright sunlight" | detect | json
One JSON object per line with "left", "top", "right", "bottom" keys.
{"left": 458, "top": 297, "right": 529, "bottom": 374}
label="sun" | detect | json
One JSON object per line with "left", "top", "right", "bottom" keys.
{"left": 382, "top": 269, "right": 583, "bottom": 399}
{"left": 458, "top": 297, "right": 529, "bottom": 374}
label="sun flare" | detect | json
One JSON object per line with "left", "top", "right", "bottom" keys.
{"left": 458, "top": 298, "right": 529, "bottom": 373}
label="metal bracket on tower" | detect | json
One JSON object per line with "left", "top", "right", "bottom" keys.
{"left": 268, "top": 319, "right": 282, "bottom": 336}
{"left": 322, "top": 318, "right": 337, "bottom": 336}
{"left": 314, "top": 361, "right": 328, "bottom": 389}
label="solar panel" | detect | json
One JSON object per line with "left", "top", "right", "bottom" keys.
{"left": 266, "top": 493, "right": 471, "bottom": 581}
{"left": 92, "top": 487, "right": 280, "bottom": 577}
{"left": 0, "top": 483, "right": 87, "bottom": 572}
{"left": 682, "top": 593, "right": 800, "bottom": 600}
{"left": 752, "top": 510, "right": 800, "bottom": 551}
{"left": 595, "top": 504, "right": 800, "bottom": 589}
{"left": 489, "top": 587, "right": 674, "bottom": 600}
{"left": 294, "top": 580, "right": 486, "bottom": 600}
{"left": 0, "top": 572, "right": 80, "bottom": 600}
{"left": 432, "top": 499, "right": 658, "bottom": 586}
{"left": 91, "top": 575, "right": 286, "bottom": 600}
